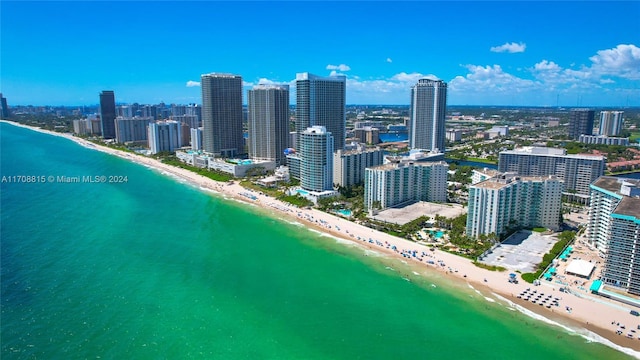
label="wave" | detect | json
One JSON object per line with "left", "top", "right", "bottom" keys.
{"left": 492, "top": 293, "right": 640, "bottom": 359}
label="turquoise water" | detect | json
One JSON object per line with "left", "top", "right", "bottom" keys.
{"left": 296, "top": 189, "right": 309, "bottom": 195}
{"left": 337, "top": 209, "right": 352, "bottom": 217}
{"left": 0, "top": 123, "right": 631, "bottom": 359}
{"left": 430, "top": 230, "right": 445, "bottom": 239}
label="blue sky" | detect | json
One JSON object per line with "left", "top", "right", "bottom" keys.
{"left": 1, "top": 1, "right": 639, "bottom": 106}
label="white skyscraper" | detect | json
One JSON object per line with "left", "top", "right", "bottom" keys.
{"left": 599, "top": 111, "right": 624, "bottom": 136}
{"left": 409, "top": 79, "right": 447, "bottom": 152}
{"left": 295, "top": 73, "right": 346, "bottom": 152}
{"left": 300, "top": 126, "right": 334, "bottom": 192}
{"left": 148, "top": 120, "right": 182, "bottom": 154}
{"left": 247, "top": 84, "right": 290, "bottom": 165}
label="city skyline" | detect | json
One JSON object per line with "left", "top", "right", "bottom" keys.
{"left": 1, "top": 1, "right": 639, "bottom": 107}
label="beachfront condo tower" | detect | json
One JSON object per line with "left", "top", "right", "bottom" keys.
{"left": 409, "top": 79, "right": 447, "bottom": 153}
{"left": 299, "top": 126, "right": 334, "bottom": 192}
{"left": 247, "top": 84, "right": 290, "bottom": 166}
{"left": 201, "top": 73, "right": 244, "bottom": 157}
{"left": 568, "top": 109, "right": 595, "bottom": 140}
{"left": 364, "top": 160, "right": 447, "bottom": 211}
{"left": 599, "top": 111, "right": 624, "bottom": 136}
{"left": 498, "top": 146, "right": 605, "bottom": 204}
{"left": 148, "top": 120, "right": 182, "bottom": 154}
{"left": 588, "top": 176, "right": 640, "bottom": 295}
{"left": 99, "top": 90, "right": 116, "bottom": 139}
{"left": 466, "top": 173, "right": 563, "bottom": 238}
{"left": 295, "top": 73, "right": 346, "bottom": 152}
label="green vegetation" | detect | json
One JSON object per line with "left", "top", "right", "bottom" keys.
{"left": 472, "top": 262, "right": 507, "bottom": 272}
{"left": 279, "top": 194, "right": 313, "bottom": 207}
{"left": 532, "top": 227, "right": 547, "bottom": 233}
{"left": 161, "top": 156, "right": 233, "bottom": 182}
{"left": 629, "top": 131, "right": 640, "bottom": 144}
{"left": 521, "top": 230, "right": 576, "bottom": 283}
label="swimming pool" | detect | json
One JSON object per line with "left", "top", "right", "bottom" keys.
{"left": 296, "top": 189, "right": 309, "bottom": 195}
{"left": 337, "top": 209, "right": 352, "bottom": 217}
{"left": 430, "top": 230, "right": 444, "bottom": 239}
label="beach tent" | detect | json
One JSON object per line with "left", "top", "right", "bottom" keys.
{"left": 566, "top": 259, "right": 595, "bottom": 278}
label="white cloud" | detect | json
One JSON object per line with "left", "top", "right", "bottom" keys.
{"left": 329, "top": 70, "right": 348, "bottom": 77}
{"left": 386, "top": 58, "right": 392, "bottom": 63}
{"left": 326, "top": 64, "right": 351, "bottom": 71}
{"left": 186, "top": 80, "right": 200, "bottom": 87}
{"left": 533, "top": 60, "right": 561, "bottom": 71}
{"left": 490, "top": 42, "right": 526, "bottom": 53}
{"left": 589, "top": 44, "right": 640, "bottom": 80}
{"left": 390, "top": 72, "right": 438, "bottom": 83}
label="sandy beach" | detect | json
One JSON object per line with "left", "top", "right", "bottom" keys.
{"left": 4, "top": 120, "right": 640, "bottom": 357}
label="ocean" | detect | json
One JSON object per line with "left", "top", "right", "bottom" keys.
{"left": 0, "top": 122, "right": 631, "bottom": 359}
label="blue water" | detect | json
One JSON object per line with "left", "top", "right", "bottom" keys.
{"left": 0, "top": 122, "right": 633, "bottom": 359}
{"left": 337, "top": 209, "right": 352, "bottom": 217}
{"left": 446, "top": 159, "right": 499, "bottom": 169}
{"left": 379, "top": 133, "right": 408, "bottom": 143}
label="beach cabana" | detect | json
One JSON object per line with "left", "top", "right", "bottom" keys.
{"left": 566, "top": 259, "right": 595, "bottom": 279}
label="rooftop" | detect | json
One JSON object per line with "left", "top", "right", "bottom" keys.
{"left": 592, "top": 176, "right": 640, "bottom": 194}
{"left": 613, "top": 197, "right": 640, "bottom": 218}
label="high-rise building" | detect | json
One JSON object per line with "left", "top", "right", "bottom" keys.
{"left": 299, "top": 126, "right": 334, "bottom": 192}
{"left": 599, "top": 111, "right": 624, "bottom": 136}
{"left": 99, "top": 91, "right": 117, "bottom": 139}
{"left": 114, "top": 117, "right": 153, "bottom": 144}
{"left": 364, "top": 160, "right": 447, "bottom": 211}
{"left": 200, "top": 73, "right": 244, "bottom": 157}
{"left": 247, "top": 84, "right": 290, "bottom": 165}
{"left": 568, "top": 109, "right": 595, "bottom": 140}
{"left": 148, "top": 120, "right": 182, "bottom": 154}
{"left": 191, "top": 127, "right": 203, "bottom": 151}
{"left": 171, "top": 114, "right": 200, "bottom": 129}
{"left": 295, "top": 73, "right": 346, "bottom": 152}
{"left": 466, "top": 173, "right": 563, "bottom": 238}
{"left": 409, "top": 79, "right": 447, "bottom": 152}
{"left": 498, "top": 146, "right": 605, "bottom": 203}
{"left": 333, "top": 144, "right": 385, "bottom": 188}
{"left": 0, "top": 93, "right": 9, "bottom": 119}
{"left": 588, "top": 176, "right": 640, "bottom": 295}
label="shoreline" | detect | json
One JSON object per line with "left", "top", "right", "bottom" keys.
{"left": 3, "top": 120, "right": 640, "bottom": 357}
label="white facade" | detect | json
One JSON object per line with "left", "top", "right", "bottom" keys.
{"left": 364, "top": 161, "right": 447, "bottom": 210}
{"left": 446, "top": 129, "right": 462, "bottom": 142}
{"left": 588, "top": 176, "right": 640, "bottom": 295}
{"left": 333, "top": 144, "right": 385, "bottom": 188}
{"left": 578, "top": 134, "right": 629, "bottom": 146}
{"left": 498, "top": 146, "right": 605, "bottom": 202}
{"left": 148, "top": 120, "right": 182, "bottom": 154}
{"left": 599, "top": 111, "right": 624, "bottom": 136}
{"left": 299, "top": 126, "right": 334, "bottom": 192}
{"left": 115, "top": 116, "right": 153, "bottom": 144}
{"left": 191, "top": 127, "right": 203, "bottom": 151}
{"left": 466, "top": 174, "right": 563, "bottom": 238}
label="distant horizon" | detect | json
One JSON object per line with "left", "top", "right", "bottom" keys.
{"left": 6, "top": 102, "right": 640, "bottom": 110}
{"left": 1, "top": 2, "right": 638, "bottom": 107}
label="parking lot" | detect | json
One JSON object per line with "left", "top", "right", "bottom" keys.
{"left": 479, "top": 230, "right": 558, "bottom": 273}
